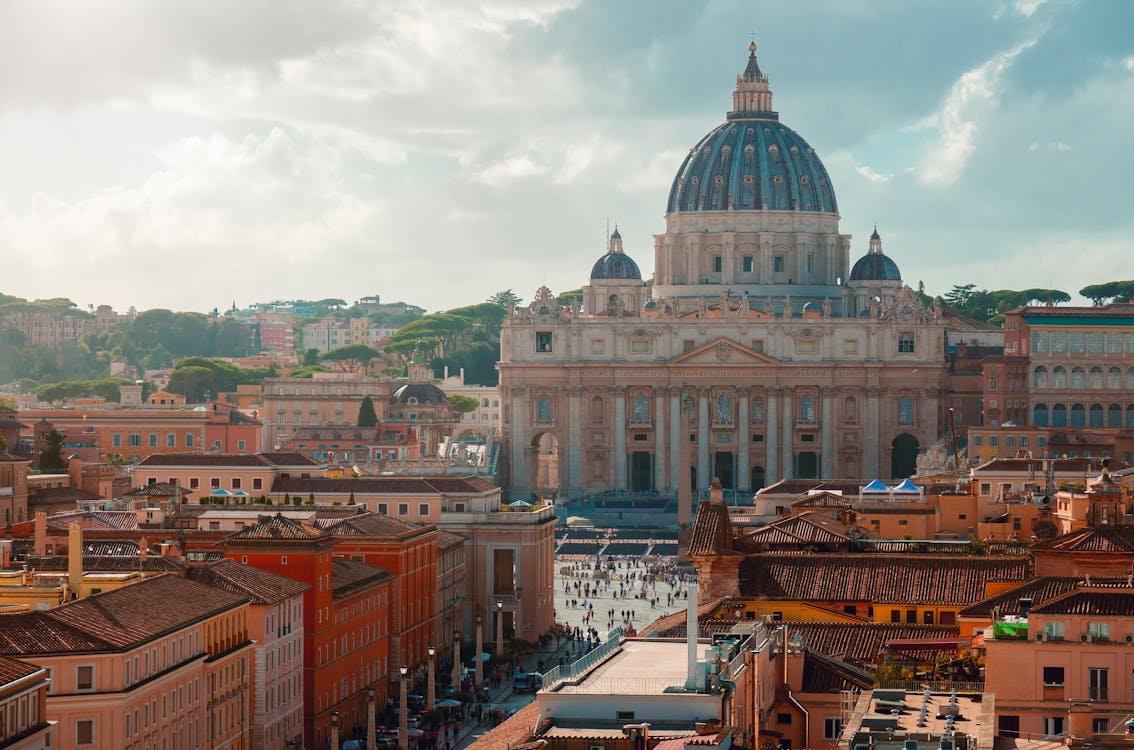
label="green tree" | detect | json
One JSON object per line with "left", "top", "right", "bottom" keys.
{"left": 488, "top": 290, "right": 523, "bottom": 309}
{"left": 556, "top": 288, "right": 583, "bottom": 308}
{"left": 447, "top": 394, "right": 480, "bottom": 414}
{"left": 357, "top": 396, "right": 378, "bottom": 427}
{"left": 321, "top": 344, "right": 380, "bottom": 374}
{"left": 39, "top": 428, "right": 66, "bottom": 470}
{"left": 303, "top": 348, "right": 320, "bottom": 366}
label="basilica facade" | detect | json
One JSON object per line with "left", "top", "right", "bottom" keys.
{"left": 498, "top": 43, "right": 949, "bottom": 500}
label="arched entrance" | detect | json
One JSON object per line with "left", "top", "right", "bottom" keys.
{"left": 751, "top": 466, "right": 766, "bottom": 491}
{"left": 712, "top": 452, "right": 735, "bottom": 489}
{"left": 891, "top": 433, "right": 919, "bottom": 479}
{"left": 531, "top": 432, "right": 560, "bottom": 498}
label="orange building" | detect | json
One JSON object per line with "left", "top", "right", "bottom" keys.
{"left": 0, "top": 451, "right": 30, "bottom": 526}
{"left": 0, "top": 574, "right": 253, "bottom": 750}
{"left": 133, "top": 452, "right": 324, "bottom": 497}
{"left": 0, "top": 655, "right": 52, "bottom": 748}
{"left": 223, "top": 514, "right": 391, "bottom": 750}
{"left": 326, "top": 513, "right": 437, "bottom": 676}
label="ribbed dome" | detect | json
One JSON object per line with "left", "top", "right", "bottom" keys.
{"left": 590, "top": 252, "right": 641, "bottom": 281}
{"left": 849, "top": 253, "right": 901, "bottom": 281}
{"left": 391, "top": 382, "right": 448, "bottom": 405}
{"left": 667, "top": 120, "right": 837, "bottom": 214}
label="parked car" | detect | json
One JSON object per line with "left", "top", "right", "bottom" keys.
{"left": 512, "top": 672, "right": 543, "bottom": 693}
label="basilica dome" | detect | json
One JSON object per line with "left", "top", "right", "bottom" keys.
{"left": 667, "top": 44, "right": 837, "bottom": 215}
{"left": 849, "top": 227, "right": 902, "bottom": 281}
{"left": 590, "top": 228, "right": 642, "bottom": 281}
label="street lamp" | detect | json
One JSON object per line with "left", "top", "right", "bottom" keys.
{"left": 427, "top": 646, "right": 436, "bottom": 710}
{"left": 496, "top": 599, "right": 504, "bottom": 654}
{"left": 475, "top": 615, "right": 484, "bottom": 687}
{"left": 367, "top": 688, "right": 377, "bottom": 750}
{"left": 399, "top": 665, "right": 409, "bottom": 750}
{"left": 451, "top": 631, "right": 461, "bottom": 692}
{"left": 331, "top": 711, "right": 340, "bottom": 750}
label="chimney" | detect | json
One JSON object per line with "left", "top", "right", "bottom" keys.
{"left": 139, "top": 537, "right": 149, "bottom": 564}
{"left": 68, "top": 456, "right": 83, "bottom": 489}
{"left": 686, "top": 578, "right": 699, "bottom": 690}
{"left": 0, "top": 540, "right": 11, "bottom": 568}
{"left": 68, "top": 523, "right": 83, "bottom": 598}
{"left": 1069, "top": 701, "right": 1093, "bottom": 741}
{"left": 33, "top": 511, "right": 47, "bottom": 556}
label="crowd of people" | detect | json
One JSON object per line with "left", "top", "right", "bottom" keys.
{"left": 557, "top": 557, "right": 692, "bottom": 633}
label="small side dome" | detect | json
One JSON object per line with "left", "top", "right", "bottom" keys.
{"left": 849, "top": 254, "right": 902, "bottom": 281}
{"left": 590, "top": 226, "right": 641, "bottom": 281}
{"left": 391, "top": 382, "right": 448, "bottom": 406}
{"left": 642, "top": 298, "right": 658, "bottom": 312}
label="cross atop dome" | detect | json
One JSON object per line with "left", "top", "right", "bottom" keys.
{"left": 732, "top": 39, "right": 774, "bottom": 118}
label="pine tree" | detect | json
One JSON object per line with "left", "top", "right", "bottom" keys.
{"left": 357, "top": 396, "right": 378, "bottom": 428}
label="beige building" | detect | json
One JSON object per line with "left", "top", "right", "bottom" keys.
{"left": 260, "top": 373, "right": 392, "bottom": 448}
{"left": 499, "top": 43, "right": 948, "bottom": 500}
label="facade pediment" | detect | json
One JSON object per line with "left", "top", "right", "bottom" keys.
{"left": 671, "top": 338, "right": 781, "bottom": 365}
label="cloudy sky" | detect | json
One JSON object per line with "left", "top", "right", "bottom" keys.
{"left": 1, "top": 0, "right": 1131, "bottom": 314}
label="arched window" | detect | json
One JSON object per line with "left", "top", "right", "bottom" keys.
{"left": 1089, "top": 367, "right": 1104, "bottom": 389}
{"left": 1107, "top": 404, "right": 1122, "bottom": 427}
{"left": 844, "top": 396, "right": 858, "bottom": 424}
{"left": 716, "top": 394, "right": 733, "bottom": 423}
{"left": 1033, "top": 366, "right": 1048, "bottom": 389}
{"left": 537, "top": 395, "right": 552, "bottom": 422}
{"left": 1109, "top": 367, "right": 1122, "bottom": 388}
{"left": 633, "top": 394, "right": 649, "bottom": 423}
{"left": 591, "top": 396, "right": 604, "bottom": 424}
{"left": 1052, "top": 403, "right": 1067, "bottom": 427}
{"left": 1033, "top": 404, "right": 1049, "bottom": 426}
{"left": 1071, "top": 367, "right": 1086, "bottom": 389}
{"left": 799, "top": 395, "right": 815, "bottom": 423}
{"left": 1053, "top": 366, "right": 1067, "bottom": 388}
{"left": 1089, "top": 403, "right": 1104, "bottom": 427}
{"left": 898, "top": 396, "right": 914, "bottom": 423}
{"left": 751, "top": 400, "right": 764, "bottom": 424}
{"left": 1070, "top": 403, "right": 1085, "bottom": 427}
{"left": 1127, "top": 404, "right": 1134, "bottom": 428}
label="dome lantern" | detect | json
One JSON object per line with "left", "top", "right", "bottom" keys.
{"left": 732, "top": 39, "right": 774, "bottom": 117}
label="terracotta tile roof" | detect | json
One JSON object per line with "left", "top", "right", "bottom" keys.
{"left": 790, "top": 492, "right": 854, "bottom": 510}
{"left": 959, "top": 577, "right": 1090, "bottom": 617}
{"left": 437, "top": 530, "right": 466, "bottom": 550}
{"left": 972, "top": 457, "right": 1098, "bottom": 474}
{"left": 743, "top": 512, "right": 856, "bottom": 547}
{"left": 688, "top": 501, "right": 734, "bottom": 557}
{"left": 26, "top": 554, "right": 186, "bottom": 573}
{"left": 123, "top": 482, "right": 192, "bottom": 498}
{"left": 137, "top": 452, "right": 318, "bottom": 467}
{"left": 287, "top": 427, "right": 370, "bottom": 441}
{"left": 227, "top": 513, "right": 328, "bottom": 541}
{"left": 0, "top": 574, "right": 247, "bottom": 655}
{"left": 466, "top": 700, "right": 540, "bottom": 750}
{"left": 0, "top": 452, "right": 28, "bottom": 463}
{"left": 331, "top": 558, "right": 391, "bottom": 599}
{"left": 738, "top": 553, "right": 1030, "bottom": 605}
{"left": 1030, "top": 588, "right": 1134, "bottom": 616}
{"left": 271, "top": 476, "right": 499, "bottom": 495}
{"left": 1031, "top": 525, "right": 1134, "bottom": 552}
{"left": 45, "top": 510, "right": 139, "bottom": 531}
{"left": 0, "top": 655, "right": 43, "bottom": 686}
{"left": 801, "top": 649, "right": 874, "bottom": 693}
{"left": 325, "top": 512, "right": 430, "bottom": 539}
{"left": 783, "top": 622, "right": 962, "bottom": 667}
{"left": 186, "top": 559, "right": 309, "bottom": 604}
{"left": 28, "top": 487, "right": 103, "bottom": 506}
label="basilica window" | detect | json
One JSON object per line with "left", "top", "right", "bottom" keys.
{"left": 591, "top": 397, "right": 604, "bottom": 424}
{"left": 1033, "top": 404, "right": 1049, "bottom": 426}
{"left": 1090, "top": 404, "right": 1104, "bottom": 427}
{"left": 1069, "top": 333, "right": 1085, "bottom": 353}
{"left": 1107, "top": 334, "right": 1122, "bottom": 353}
{"left": 535, "top": 331, "right": 552, "bottom": 353}
{"left": 1108, "top": 367, "right": 1121, "bottom": 388}
{"left": 1032, "top": 331, "right": 1048, "bottom": 353}
{"left": 773, "top": 255, "right": 785, "bottom": 273}
{"left": 1033, "top": 366, "right": 1048, "bottom": 388}
{"left": 751, "top": 400, "right": 765, "bottom": 424}
{"left": 743, "top": 255, "right": 754, "bottom": 273}
{"left": 1050, "top": 333, "right": 1067, "bottom": 353}
{"left": 1089, "top": 366, "right": 1104, "bottom": 388}
{"left": 1070, "top": 403, "right": 1085, "bottom": 427}
{"left": 898, "top": 333, "right": 915, "bottom": 353}
{"left": 1108, "top": 404, "right": 1122, "bottom": 427}
{"left": 1052, "top": 403, "right": 1067, "bottom": 427}
{"left": 898, "top": 396, "right": 914, "bottom": 424}
{"left": 1052, "top": 366, "right": 1067, "bottom": 388}
{"left": 1088, "top": 333, "right": 1104, "bottom": 353}
{"left": 630, "top": 338, "right": 651, "bottom": 354}
{"left": 633, "top": 394, "right": 650, "bottom": 423}
{"left": 844, "top": 396, "right": 857, "bottom": 424}
{"left": 1071, "top": 367, "right": 1086, "bottom": 389}
{"left": 715, "top": 394, "right": 733, "bottom": 423}
{"left": 712, "top": 256, "right": 722, "bottom": 273}
{"left": 799, "top": 395, "right": 815, "bottom": 423}
{"left": 536, "top": 395, "right": 552, "bottom": 422}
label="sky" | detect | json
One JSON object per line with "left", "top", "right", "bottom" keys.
{"left": 1, "top": 0, "right": 1132, "bottom": 314}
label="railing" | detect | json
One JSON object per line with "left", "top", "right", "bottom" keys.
{"left": 555, "top": 674, "right": 688, "bottom": 694}
{"left": 875, "top": 680, "right": 985, "bottom": 693}
{"left": 542, "top": 626, "right": 623, "bottom": 689}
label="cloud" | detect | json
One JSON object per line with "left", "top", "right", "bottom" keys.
{"left": 616, "top": 149, "right": 686, "bottom": 192}
{"left": 470, "top": 155, "right": 548, "bottom": 187}
{"left": 917, "top": 37, "right": 1038, "bottom": 187}
{"left": 855, "top": 165, "right": 892, "bottom": 183}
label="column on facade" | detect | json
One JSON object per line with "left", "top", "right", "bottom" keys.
{"left": 697, "top": 388, "right": 710, "bottom": 492}
{"left": 925, "top": 386, "right": 940, "bottom": 447}
{"left": 737, "top": 388, "right": 750, "bottom": 491}
{"left": 669, "top": 391, "right": 682, "bottom": 492}
{"left": 723, "top": 235, "right": 735, "bottom": 284}
{"left": 566, "top": 386, "right": 583, "bottom": 495}
{"left": 765, "top": 387, "right": 780, "bottom": 484}
{"left": 865, "top": 385, "right": 881, "bottom": 478}
{"left": 820, "top": 386, "right": 835, "bottom": 479}
{"left": 509, "top": 387, "right": 529, "bottom": 497}
{"left": 654, "top": 387, "right": 667, "bottom": 492}
{"left": 780, "top": 388, "right": 794, "bottom": 480}
{"left": 613, "top": 387, "right": 627, "bottom": 491}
